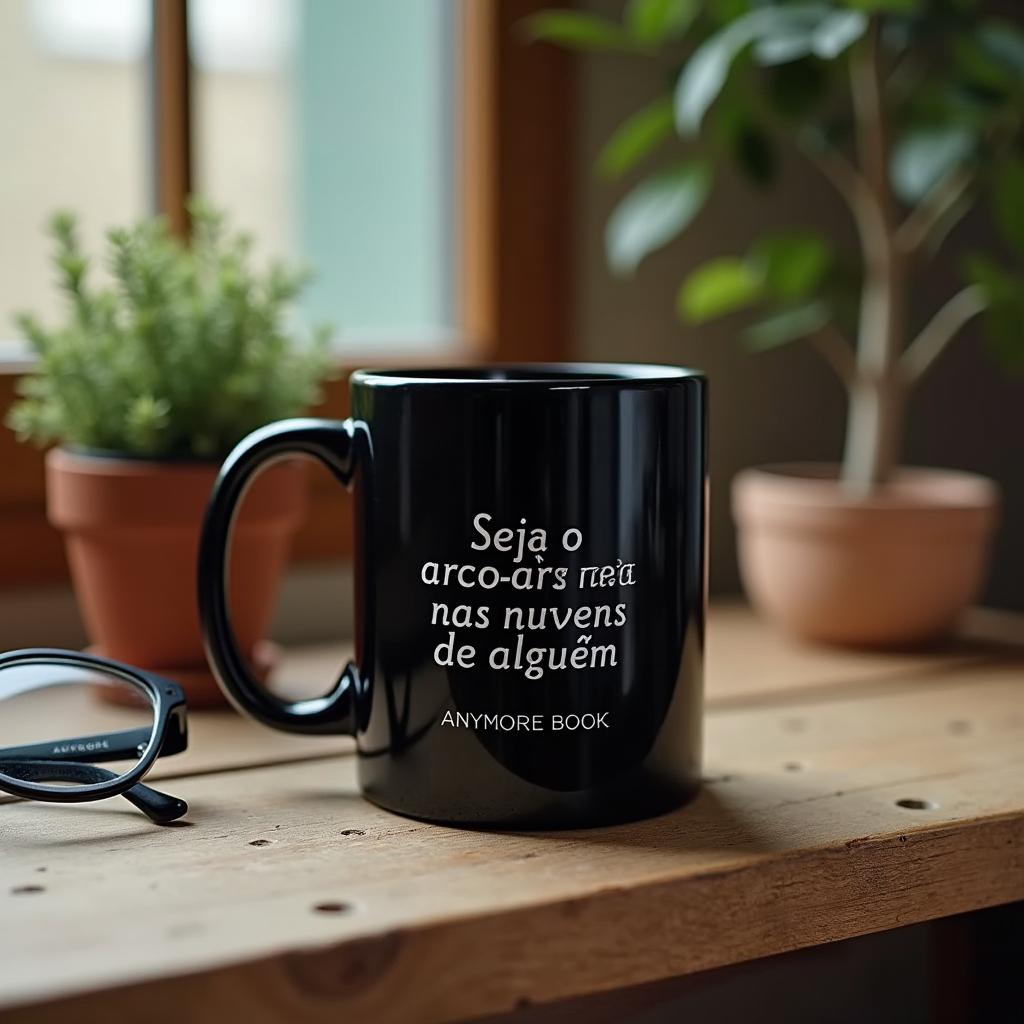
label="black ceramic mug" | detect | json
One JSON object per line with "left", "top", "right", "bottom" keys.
{"left": 198, "top": 364, "right": 707, "bottom": 828}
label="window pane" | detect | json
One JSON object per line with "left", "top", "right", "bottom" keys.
{"left": 0, "top": 0, "right": 151, "bottom": 336}
{"left": 191, "top": 0, "right": 457, "bottom": 350}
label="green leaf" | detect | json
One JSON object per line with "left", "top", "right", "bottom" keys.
{"left": 674, "top": 6, "right": 865, "bottom": 137}
{"left": 799, "top": 10, "right": 867, "bottom": 60}
{"left": 966, "top": 255, "right": 1024, "bottom": 371}
{"left": 605, "top": 163, "right": 711, "bottom": 275}
{"left": 714, "top": 94, "right": 776, "bottom": 185}
{"left": 843, "top": 0, "right": 921, "bottom": 12}
{"left": 977, "top": 20, "right": 1024, "bottom": 77}
{"left": 752, "top": 32, "right": 818, "bottom": 67}
{"left": 984, "top": 305, "right": 1024, "bottom": 371}
{"left": 890, "top": 127, "right": 975, "bottom": 204}
{"left": 743, "top": 301, "right": 830, "bottom": 351}
{"left": 899, "top": 75, "right": 999, "bottom": 135}
{"left": 677, "top": 258, "right": 763, "bottom": 322}
{"left": 625, "top": 0, "right": 697, "bottom": 46}
{"left": 673, "top": 17, "right": 758, "bottom": 136}
{"left": 992, "top": 158, "right": 1024, "bottom": 253}
{"left": 964, "top": 252, "right": 1016, "bottom": 303}
{"left": 708, "top": 0, "right": 747, "bottom": 21}
{"left": 749, "top": 232, "right": 832, "bottom": 301}
{"left": 952, "top": 35, "right": 1015, "bottom": 96}
{"left": 523, "top": 10, "right": 631, "bottom": 51}
{"left": 597, "top": 97, "right": 675, "bottom": 179}
{"left": 753, "top": 9, "right": 867, "bottom": 66}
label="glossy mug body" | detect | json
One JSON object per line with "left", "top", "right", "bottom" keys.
{"left": 198, "top": 364, "right": 707, "bottom": 828}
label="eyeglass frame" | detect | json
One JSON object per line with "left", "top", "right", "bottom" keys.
{"left": 0, "top": 648, "right": 189, "bottom": 823}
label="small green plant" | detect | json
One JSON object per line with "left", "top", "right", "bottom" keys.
{"left": 7, "top": 202, "right": 332, "bottom": 459}
{"left": 530, "top": 0, "right": 1024, "bottom": 493}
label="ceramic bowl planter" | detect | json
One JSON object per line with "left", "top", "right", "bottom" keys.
{"left": 46, "top": 449, "right": 308, "bottom": 707}
{"left": 732, "top": 465, "right": 1000, "bottom": 648}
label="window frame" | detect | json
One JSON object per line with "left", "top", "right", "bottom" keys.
{"left": 0, "top": 0, "right": 572, "bottom": 585}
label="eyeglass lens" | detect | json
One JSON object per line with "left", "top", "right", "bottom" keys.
{"left": 0, "top": 661, "right": 157, "bottom": 793}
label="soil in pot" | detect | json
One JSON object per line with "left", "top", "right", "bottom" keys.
{"left": 732, "top": 464, "right": 1000, "bottom": 648}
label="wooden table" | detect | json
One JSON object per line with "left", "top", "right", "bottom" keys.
{"left": 2, "top": 605, "right": 1023, "bottom": 1023}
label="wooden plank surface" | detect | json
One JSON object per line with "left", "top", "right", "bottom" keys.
{"left": 2, "top": 612, "right": 1023, "bottom": 1023}
{"left": 706, "top": 603, "right": 1023, "bottom": 707}
{"left": 4, "top": 605, "right": 1015, "bottom": 795}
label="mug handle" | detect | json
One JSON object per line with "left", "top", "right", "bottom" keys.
{"left": 198, "top": 418, "right": 369, "bottom": 735}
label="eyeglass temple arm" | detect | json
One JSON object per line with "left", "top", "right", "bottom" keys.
{"left": 0, "top": 759, "right": 188, "bottom": 824}
{"left": 0, "top": 708, "right": 188, "bottom": 766}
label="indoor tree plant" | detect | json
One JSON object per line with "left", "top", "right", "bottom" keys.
{"left": 8, "top": 203, "right": 332, "bottom": 703}
{"left": 532, "top": 0, "right": 1023, "bottom": 645}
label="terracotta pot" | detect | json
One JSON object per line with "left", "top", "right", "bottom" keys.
{"left": 732, "top": 464, "right": 1000, "bottom": 648}
{"left": 46, "top": 449, "right": 308, "bottom": 706}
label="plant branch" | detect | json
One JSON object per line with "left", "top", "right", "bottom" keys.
{"left": 809, "top": 322, "right": 857, "bottom": 385}
{"left": 896, "top": 165, "right": 975, "bottom": 256}
{"left": 851, "top": 20, "right": 895, "bottom": 242}
{"left": 801, "top": 141, "right": 870, "bottom": 210}
{"left": 850, "top": 18, "right": 898, "bottom": 369}
{"left": 797, "top": 136, "right": 864, "bottom": 201}
{"left": 842, "top": 17, "right": 906, "bottom": 493}
{"left": 887, "top": 49, "right": 924, "bottom": 103}
{"left": 901, "top": 285, "right": 987, "bottom": 382}
{"left": 801, "top": 139, "right": 889, "bottom": 267}
{"left": 748, "top": 92, "right": 887, "bottom": 276}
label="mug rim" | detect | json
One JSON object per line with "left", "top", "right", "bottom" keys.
{"left": 351, "top": 362, "right": 704, "bottom": 388}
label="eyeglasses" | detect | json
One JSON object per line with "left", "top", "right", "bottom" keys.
{"left": 0, "top": 649, "right": 189, "bottom": 824}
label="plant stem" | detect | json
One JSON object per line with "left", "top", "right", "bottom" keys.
{"left": 901, "top": 285, "right": 987, "bottom": 382}
{"left": 896, "top": 165, "right": 975, "bottom": 255}
{"left": 809, "top": 323, "right": 856, "bottom": 384}
{"left": 843, "top": 374, "right": 904, "bottom": 495}
{"left": 842, "top": 17, "right": 905, "bottom": 495}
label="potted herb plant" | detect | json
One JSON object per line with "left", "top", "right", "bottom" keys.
{"left": 7, "top": 204, "right": 332, "bottom": 703}
{"left": 532, "top": 0, "right": 1023, "bottom": 646}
